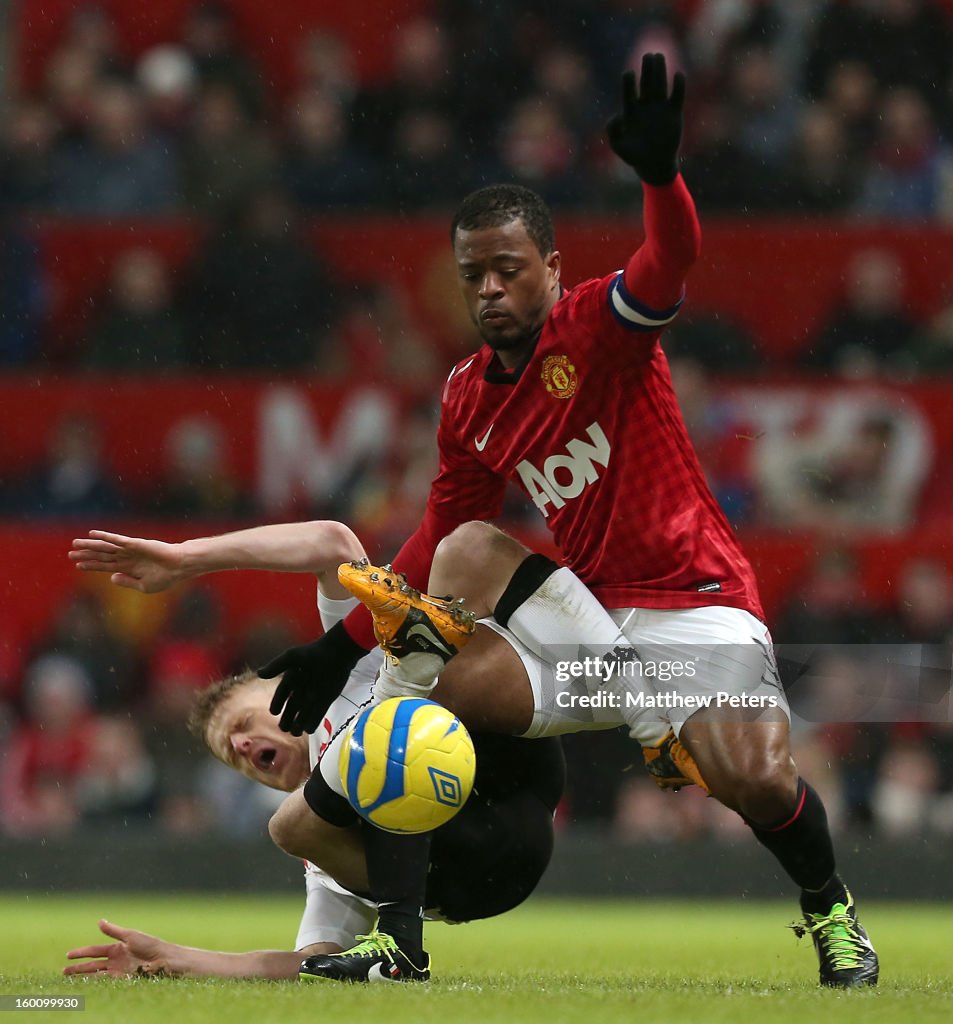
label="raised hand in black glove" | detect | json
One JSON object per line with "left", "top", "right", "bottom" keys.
{"left": 607, "top": 52, "right": 685, "bottom": 186}
{"left": 260, "top": 621, "right": 367, "bottom": 735}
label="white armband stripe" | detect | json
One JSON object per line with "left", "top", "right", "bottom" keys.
{"left": 609, "top": 273, "right": 683, "bottom": 330}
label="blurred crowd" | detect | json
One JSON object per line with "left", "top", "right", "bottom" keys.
{"left": 4, "top": 1, "right": 953, "bottom": 220}
{"left": 3, "top": 0, "right": 953, "bottom": 845}
{"left": 5, "top": 2, "right": 953, "bottom": 370}
{"left": 0, "top": 584, "right": 297, "bottom": 837}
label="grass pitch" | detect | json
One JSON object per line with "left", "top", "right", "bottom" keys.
{"left": 1, "top": 895, "right": 950, "bottom": 1023}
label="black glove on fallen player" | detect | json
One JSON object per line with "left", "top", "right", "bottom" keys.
{"left": 260, "top": 621, "right": 367, "bottom": 735}
{"left": 607, "top": 52, "right": 685, "bottom": 186}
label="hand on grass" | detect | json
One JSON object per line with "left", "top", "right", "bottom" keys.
{"left": 64, "top": 919, "right": 173, "bottom": 978}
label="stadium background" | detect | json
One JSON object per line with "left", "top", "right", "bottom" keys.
{"left": 2, "top": 0, "right": 953, "bottom": 899}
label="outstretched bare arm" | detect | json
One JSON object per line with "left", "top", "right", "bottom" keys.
{"left": 63, "top": 918, "right": 339, "bottom": 980}
{"left": 68, "top": 521, "right": 366, "bottom": 599}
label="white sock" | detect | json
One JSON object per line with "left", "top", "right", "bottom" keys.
{"left": 316, "top": 590, "right": 358, "bottom": 629}
{"left": 506, "top": 566, "right": 628, "bottom": 656}
{"left": 373, "top": 654, "right": 444, "bottom": 701}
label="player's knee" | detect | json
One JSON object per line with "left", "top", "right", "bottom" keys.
{"left": 730, "top": 756, "right": 799, "bottom": 825}
{"left": 437, "top": 521, "right": 506, "bottom": 569}
{"left": 267, "top": 805, "right": 290, "bottom": 852}
{"left": 434, "top": 522, "right": 529, "bottom": 608}
{"left": 268, "top": 801, "right": 303, "bottom": 857}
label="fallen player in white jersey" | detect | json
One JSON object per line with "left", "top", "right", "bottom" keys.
{"left": 63, "top": 520, "right": 565, "bottom": 980}
{"left": 63, "top": 667, "right": 562, "bottom": 979}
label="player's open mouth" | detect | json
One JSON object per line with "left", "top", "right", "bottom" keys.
{"left": 253, "top": 747, "right": 278, "bottom": 772}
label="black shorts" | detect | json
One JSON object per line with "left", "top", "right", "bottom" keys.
{"left": 427, "top": 733, "right": 565, "bottom": 923}
{"left": 303, "top": 732, "right": 566, "bottom": 923}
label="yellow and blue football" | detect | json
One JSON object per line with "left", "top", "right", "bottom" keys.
{"left": 339, "top": 697, "right": 476, "bottom": 834}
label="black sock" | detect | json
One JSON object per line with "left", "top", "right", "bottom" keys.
{"left": 800, "top": 874, "right": 849, "bottom": 917}
{"left": 360, "top": 821, "right": 430, "bottom": 963}
{"left": 747, "top": 778, "right": 846, "bottom": 912}
{"left": 493, "top": 554, "right": 559, "bottom": 628}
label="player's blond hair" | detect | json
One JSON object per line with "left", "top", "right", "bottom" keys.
{"left": 187, "top": 668, "right": 276, "bottom": 749}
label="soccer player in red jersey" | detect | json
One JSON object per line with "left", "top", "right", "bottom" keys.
{"left": 264, "top": 56, "right": 878, "bottom": 988}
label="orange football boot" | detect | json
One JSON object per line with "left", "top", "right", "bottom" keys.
{"left": 338, "top": 559, "right": 475, "bottom": 663}
{"left": 642, "top": 729, "right": 709, "bottom": 792}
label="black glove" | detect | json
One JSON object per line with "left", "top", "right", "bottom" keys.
{"left": 260, "top": 621, "right": 367, "bottom": 735}
{"left": 607, "top": 52, "right": 685, "bottom": 186}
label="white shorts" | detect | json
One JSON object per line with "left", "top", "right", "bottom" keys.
{"left": 481, "top": 606, "right": 787, "bottom": 743}
{"left": 609, "top": 605, "right": 788, "bottom": 740}
{"left": 479, "top": 617, "right": 626, "bottom": 739}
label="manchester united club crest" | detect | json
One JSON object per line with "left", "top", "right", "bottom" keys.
{"left": 541, "top": 354, "right": 577, "bottom": 399}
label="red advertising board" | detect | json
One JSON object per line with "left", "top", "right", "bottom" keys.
{"left": 2, "top": 376, "right": 952, "bottom": 659}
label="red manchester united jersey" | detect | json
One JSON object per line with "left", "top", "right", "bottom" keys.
{"left": 340, "top": 178, "right": 764, "bottom": 651}
{"left": 430, "top": 266, "right": 764, "bottom": 620}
